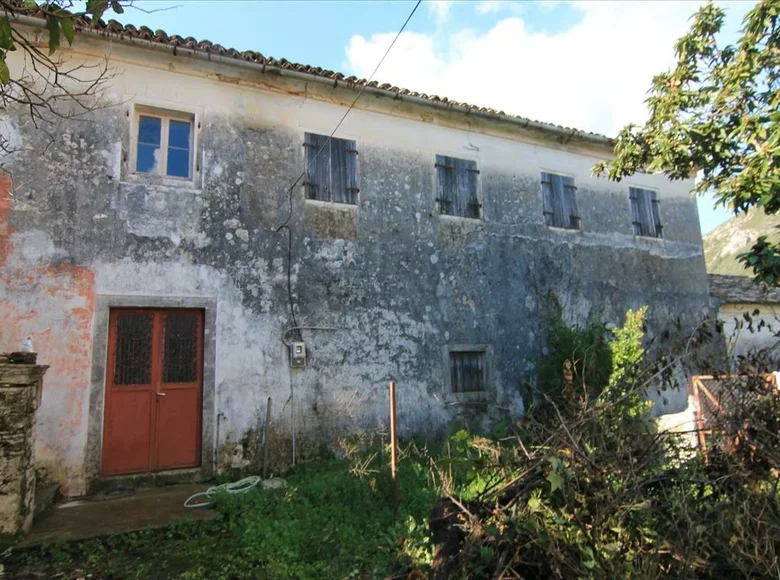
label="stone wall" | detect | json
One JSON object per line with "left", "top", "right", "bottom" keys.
{"left": 0, "top": 36, "right": 712, "bottom": 493}
{"left": 0, "top": 358, "right": 47, "bottom": 535}
{"left": 709, "top": 274, "right": 780, "bottom": 305}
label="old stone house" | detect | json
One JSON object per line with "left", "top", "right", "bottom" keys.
{"left": 0, "top": 18, "right": 711, "bottom": 496}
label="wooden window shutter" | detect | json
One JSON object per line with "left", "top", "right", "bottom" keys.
{"left": 637, "top": 190, "right": 651, "bottom": 236}
{"left": 649, "top": 190, "right": 663, "bottom": 238}
{"left": 435, "top": 155, "right": 455, "bottom": 216}
{"left": 329, "top": 137, "right": 347, "bottom": 204}
{"left": 541, "top": 172, "right": 554, "bottom": 227}
{"left": 304, "top": 133, "right": 331, "bottom": 201}
{"left": 551, "top": 174, "right": 567, "bottom": 228}
{"left": 629, "top": 187, "right": 661, "bottom": 238}
{"left": 629, "top": 187, "right": 643, "bottom": 236}
{"left": 454, "top": 158, "right": 480, "bottom": 219}
{"left": 542, "top": 172, "right": 576, "bottom": 229}
{"left": 344, "top": 140, "right": 359, "bottom": 205}
{"left": 463, "top": 159, "right": 480, "bottom": 219}
{"left": 562, "top": 176, "right": 580, "bottom": 230}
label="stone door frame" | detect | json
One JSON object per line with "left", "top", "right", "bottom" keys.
{"left": 85, "top": 295, "right": 217, "bottom": 490}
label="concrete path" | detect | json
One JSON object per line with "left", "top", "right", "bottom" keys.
{"left": 20, "top": 484, "right": 219, "bottom": 546}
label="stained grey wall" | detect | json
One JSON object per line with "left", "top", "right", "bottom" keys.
{"left": 0, "top": 98, "right": 711, "bottom": 489}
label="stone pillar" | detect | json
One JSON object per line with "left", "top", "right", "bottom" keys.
{"left": 0, "top": 356, "right": 47, "bottom": 536}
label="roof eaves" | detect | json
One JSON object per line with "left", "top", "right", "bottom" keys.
{"left": 17, "top": 14, "right": 614, "bottom": 148}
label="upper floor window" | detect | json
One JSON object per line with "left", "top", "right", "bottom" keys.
{"left": 435, "top": 155, "right": 481, "bottom": 219}
{"left": 304, "top": 133, "right": 359, "bottom": 205}
{"left": 541, "top": 172, "right": 580, "bottom": 230}
{"left": 629, "top": 186, "right": 663, "bottom": 238}
{"left": 135, "top": 110, "right": 194, "bottom": 179}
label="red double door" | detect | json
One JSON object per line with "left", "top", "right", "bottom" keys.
{"left": 102, "top": 309, "right": 204, "bottom": 476}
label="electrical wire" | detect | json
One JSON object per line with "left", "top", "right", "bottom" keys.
{"left": 276, "top": 0, "right": 423, "bottom": 339}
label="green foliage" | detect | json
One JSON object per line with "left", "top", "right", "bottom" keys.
{"left": 5, "top": 453, "right": 438, "bottom": 579}
{"left": 0, "top": 0, "right": 127, "bottom": 85}
{"left": 534, "top": 302, "right": 612, "bottom": 420}
{"left": 9, "top": 309, "right": 780, "bottom": 578}
{"left": 435, "top": 428, "right": 519, "bottom": 500}
{"left": 738, "top": 233, "right": 780, "bottom": 286}
{"left": 532, "top": 305, "right": 655, "bottom": 447}
{"left": 429, "top": 309, "right": 780, "bottom": 578}
{"left": 533, "top": 305, "right": 653, "bottom": 432}
{"left": 606, "top": 307, "right": 646, "bottom": 389}
{"left": 599, "top": 307, "right": 654, "bottom": 432}
{"left": 593, "top": 0, "right": 780, "bottom": 285}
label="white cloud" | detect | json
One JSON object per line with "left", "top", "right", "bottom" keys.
{"left": 475, "top": 0, "right": 535, "bottom": 16}
{"left": 346, "top": 1, "right": 751, "bottom": 137}
{"left": 427, "top": 0, "right": 454, "bottom": 22}
{"left": 476, "top": 1, "right": 504, "bottom": 14}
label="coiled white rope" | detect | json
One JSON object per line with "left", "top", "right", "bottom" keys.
{"left": 183, "top": 476, "right": 262, "bottom": 508}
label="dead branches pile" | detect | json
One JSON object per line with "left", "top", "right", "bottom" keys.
{"left": 430, "top": 311, "right": 780, "bottom": 579}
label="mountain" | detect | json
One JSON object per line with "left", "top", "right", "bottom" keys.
{"left": 703, "top": 209, "right": 780, "bottom": 276}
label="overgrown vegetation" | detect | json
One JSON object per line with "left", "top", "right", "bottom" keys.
{"left": 428, "top": 308, "right": 780, "bottom": 578}
{"left": 6, "top": 307, "right": 780, "bottom": 579}
{"left": 4, "top": 450, "right": 437, "bottom": 579}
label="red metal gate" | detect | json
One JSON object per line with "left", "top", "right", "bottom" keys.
{"left": 689, "top": 373, "right": 777, "bottom": 464}
{"left": 102, "top": 309, "right": 203, "bottom": 476}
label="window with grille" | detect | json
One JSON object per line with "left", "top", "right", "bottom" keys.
{"left": 541, "top": 172, "right": 580, "bottom": 230}
{"left": 629, "top": 186, "right": 663, "bottom": 238}
{"left": 162, "top": 313, "right": 199, "bottom": 383}
{"left": 304, "top": 133, "right": 359, "bottom": 205}
{"left": 435, "top": 155, "right": 481, "bottom": 219}
{"left": 134, "top": 110, "right": 194, "bottom": 179}
{"left": 113, "top": 313, "right": 154, "bottom": 385}
{"left": 449, "top": 350, "right": 487, "bottom": 393}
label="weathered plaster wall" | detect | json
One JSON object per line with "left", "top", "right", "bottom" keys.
{"left": 717, "top": 303, "right": 780, "bottom": 366}
{"left": 0, "top": 37, "right": 711, "bottom": 493}
{"left": 0, "top": 175, "right": 97, "bottom": 495}
{"left": 709, "top": 275, "right": 780, "bottom": 370}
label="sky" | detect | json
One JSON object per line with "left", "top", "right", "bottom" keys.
{"left": 106, "top": 0, "right": 754, "bottom": 234}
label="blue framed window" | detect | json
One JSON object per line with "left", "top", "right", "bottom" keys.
{"left": 135, "top": 111, "right": 193, "bottom": 179}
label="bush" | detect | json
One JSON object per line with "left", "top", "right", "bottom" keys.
{"left": 430, "top": 308, "right": 780, "bottom": 579}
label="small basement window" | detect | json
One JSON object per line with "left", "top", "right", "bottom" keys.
{"left": 436, "top": 155, "right": 481, "bottom": 219}
{"left": 449, "top": 350, "right": 487, "bottom": 393}
{"left": 541, "top": 172, "right": 580, "bottom": 230}
{"left": 304, "top": 133, "right": 359, "bottom": 205}
{"left": 134, "top": 110, "right": 194, "bottom": 179}
{"left": 629, "top": 186, "right": 663, "bottom": 238}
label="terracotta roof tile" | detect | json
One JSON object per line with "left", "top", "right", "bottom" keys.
{"left": 64, "top": 15, "right": 612, "bottom": 145}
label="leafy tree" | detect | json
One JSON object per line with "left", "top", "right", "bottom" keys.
{"left": 0, "top": 0, "right": 128, "bottom": 155}
{"left": 594, "top": 0, "right": 780, "bottom": 285}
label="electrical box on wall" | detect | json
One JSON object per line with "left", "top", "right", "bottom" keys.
{"left": 290, "top": 342, "right": 307, "bottom": 368}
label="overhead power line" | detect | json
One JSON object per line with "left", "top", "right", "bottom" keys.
{"left": 278, "top": 0, "right": 423, "bottom": 210}
{"left": 276, "top": 0, "right": 423, "bottom": 333}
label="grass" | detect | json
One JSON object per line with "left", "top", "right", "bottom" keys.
{"left": 3, "top": 451, "right": 438, "bottom": 580}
